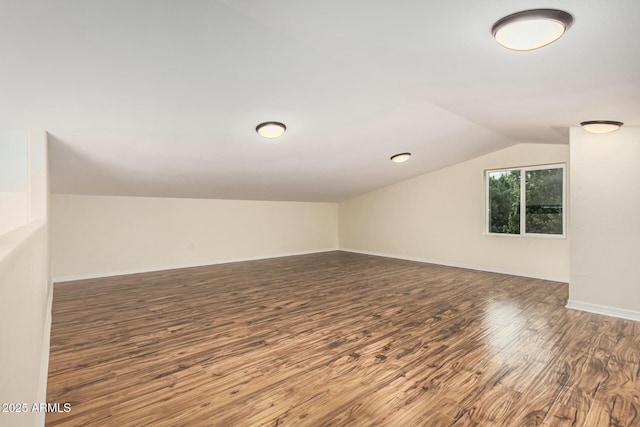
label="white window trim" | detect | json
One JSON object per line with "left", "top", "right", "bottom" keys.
{"left": 485, "top": 163, "right": 566, "bottom": 239}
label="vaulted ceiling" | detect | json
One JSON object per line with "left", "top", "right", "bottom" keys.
{"left": 1, "top": 0, "right": 638, "bottom": 202}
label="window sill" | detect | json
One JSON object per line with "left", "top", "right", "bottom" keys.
{"left": 486, "top": 232, "right": 567, "bottom": 239}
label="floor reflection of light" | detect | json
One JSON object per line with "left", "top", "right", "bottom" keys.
{"left": 482, "top": 301, "right": 524, "bottom": 360}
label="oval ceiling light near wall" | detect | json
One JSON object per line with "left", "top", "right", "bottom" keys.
{"left": 390, "top": 153, "right": 411, "bottom": 163}
{"left": 492, "top": 9, "right": 574, "bottom": 51}
{"left": 256, "top": 121, "right": 286, "bottom": 139}
{"left": 580, "top": 120, "right": 624, "bottom": 134}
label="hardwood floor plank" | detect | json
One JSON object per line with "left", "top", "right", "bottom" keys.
{"left": 45, "top": 251, "right": 640, "bottom": 426}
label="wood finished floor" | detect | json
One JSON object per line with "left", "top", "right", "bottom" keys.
{"left": 46, "top": 251, "right": 640, "bottom": 426}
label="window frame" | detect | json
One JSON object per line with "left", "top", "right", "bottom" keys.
{"left": 485, "top": 163, "right": 566, "bottom": 238}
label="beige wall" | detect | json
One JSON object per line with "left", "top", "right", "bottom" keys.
{"left": 339, "top": 143, "right": 570, "bottom": 282}
{"left": 0, "top": 130, "right": 50, "bottom": 427}
{"left": 568, "top": 127, "right": 640, "bottom": 319}
{"left": 51, "top": 195, "right": 338, "bottom": 280}
{"left": 0, "top": 224, "right": 50, "bottom": 427}
{"left": 0, "top": 192, "right": 28, "bottom": 236}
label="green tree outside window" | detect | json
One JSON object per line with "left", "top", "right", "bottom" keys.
{"left": 488, "top": 166, "right": 564, "bottom": 235}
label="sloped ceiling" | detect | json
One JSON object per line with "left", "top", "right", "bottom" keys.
{"left": 1, "top": 0, "right": 638, "bottom": 202}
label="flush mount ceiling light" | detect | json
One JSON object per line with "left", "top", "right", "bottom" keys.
{"left": 390, "top": 153, "right": 411, "bottom": 163}
{"left": 256, "top": 121, "right": 286, "bottom": 139}
{"left": 580, "top": 120, "right": 624, "bottom": 134}
{"left": 492, "top": 9, "right": 574, "bottom": 51}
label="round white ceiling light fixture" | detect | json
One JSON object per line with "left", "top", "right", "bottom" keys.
{"left": 390, "top": 153, "right": 411, "bottom": 163}
{"left": 256, "top": 121, "right": 286, "bottom": 139}
{"left": 580, "top": 120, "right": 624, "bottom": 134}
{"left": 492, "top": 9, "right": 574, "bottom": 51}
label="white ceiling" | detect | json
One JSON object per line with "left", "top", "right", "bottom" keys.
{"left": 1, "top": 0, "right": 638, "bottom": 202}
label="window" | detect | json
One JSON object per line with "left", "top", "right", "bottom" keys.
{"left": 486, "top": 164, "right": 565, "bottom": 236}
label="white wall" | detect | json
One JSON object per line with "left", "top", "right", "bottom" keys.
{"left": 0, "top": 130, "right": 29, "bottom": 235}
{"left": 568, "top": 127, "right": 640, "bottom": 320}
{"left": 0, "top": 130, "right": 51, "bottom": 427}
{"left": 339, "top": 143, "right": 570, "bottom": 282}
{"left": 51, "top": 195, "right": 338, "bottom": 280}
{"left": 28, "top": 130, "right": 49, "bottom": 223}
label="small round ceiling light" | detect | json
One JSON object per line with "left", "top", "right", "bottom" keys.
{"left": 580, "top": 120, "right": 624, "bottom": 134}
{"left": 256, "top": 121, "right": 286, "bottom": 139}
{"left": 492, "top": 9, "right": 574, "bottom": 51}
{"left": 390, "top": 153, "right": 411, "bottom": 163}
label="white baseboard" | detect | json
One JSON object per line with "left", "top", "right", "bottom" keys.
{"left": 339, "top": 248, "right": 568, "bottom": 283}
{"left": 566, "top": 300, "right": 640, "bottom": 322}
{"left": 52, "top": 248, "right": 338, "bottom": 283}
